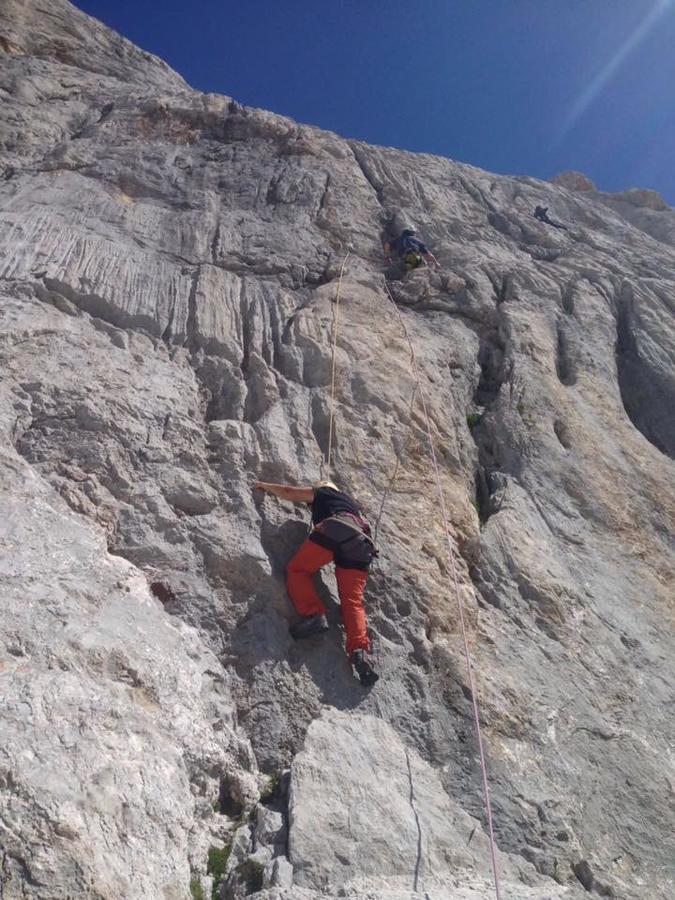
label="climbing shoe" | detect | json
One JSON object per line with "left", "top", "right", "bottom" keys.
{"left": 351, "top": 650, "right": 379, "bottom": 687}
{"left": 289, "top": 613, "right": 329, "bottom": 640}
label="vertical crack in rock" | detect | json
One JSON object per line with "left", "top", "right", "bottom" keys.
{"left": 349, "top": 144, "right": 386, "bottom": 210}
{"left": 470, "top": 314, "right": 514, "bottom": 524}
{"left": 239, "top": 279, "right": 252, "bottom": 375}
{"left": 495, "top": 273, "right": 513, "bottom": 306}
{"left": 268, "top": 297, "right": 286, "bottom": 375}
{"left": 556, "top": 320, "right": 577, "bottom": 386}
{"left": 474, "top": 328, "right": 510, "bottom": 408}
{"left": 573, "top": 859, "right": 595, "bottom": 892}
{"left": 98, "top": 101, "right": 114, "bottom": 123}
{"left": 185, "top": 266, "right": 200, "bottom": 350}
{"left": 615, "top": 283, "right": 675, "bottom": 458}
{"left": 162, "top": 286, "right": 178, "bottom": 344}
{"left": 310, "top": 392, "right": 330, "bottom": 461}
{"left": 317, "top": 173, "right": 331, "bottom": 217}
{"left": 405, "top": 748, "right": 424, "bottom": 894}
{"left": 210, "top": 221, "right": 221, "bottom": 265}
{"left": 561, "top": 280, "right": 576, "bottom": 316}
{"left": 554, "top": 419, "right": 572, "bottom": 449}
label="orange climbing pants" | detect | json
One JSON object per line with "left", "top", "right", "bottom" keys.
{"left": 286, "top": 539, "right": 370, "bottom": 655}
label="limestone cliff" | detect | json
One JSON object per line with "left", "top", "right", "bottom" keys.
{"left": 0, "top": 2, "right": 673, "bottom": 898}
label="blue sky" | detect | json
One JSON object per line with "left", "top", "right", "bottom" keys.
{"left": 76, "top": 0, "right": 675, "bottom": 204}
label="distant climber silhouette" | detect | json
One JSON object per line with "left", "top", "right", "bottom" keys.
{"left": 254, "top": 478, "right": 379, "bottom": 686}
{"left": 384, "top": 227, "right": 441, "bottom": 271}
{"left": 534, "top": 205, "right": 568, "bottom": 231}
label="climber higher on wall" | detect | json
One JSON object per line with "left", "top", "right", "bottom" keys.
{"left": 254, "top": 478, "right": 379, "bottom": 686}
{"left": 533, "top": 205, "right": 568, "bottom": 231}
{"left": 384, "top": 227, "right": 441, "bottom": 272}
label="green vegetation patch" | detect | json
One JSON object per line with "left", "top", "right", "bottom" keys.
{"left": 207, "top": 845, "right": 231, "bottom": 899}
{"left": 260, "top": 771, "right": 281, "bottom": 805}
{"left": 189, "top": 876, "right": 205, "bottom": 900}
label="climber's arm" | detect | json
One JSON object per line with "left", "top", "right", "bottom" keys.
{"left": 254, "top": 481, "right": 315, "bottom": 503}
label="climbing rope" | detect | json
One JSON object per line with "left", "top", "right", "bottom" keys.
{"left": 382, "top": 278, "right": 502, "bottom": 900}
{"left": 323, "top": 250, "right": 350, "bottom": 477}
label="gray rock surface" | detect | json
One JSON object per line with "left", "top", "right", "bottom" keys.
{"left": 0, "top": 448, "right": 254, "bottom": 897}
{"left": 286, "top": 710, "right": 585, "bottom": 898}
{"left": 1, "top": 1, "right": 674, "bottom": 899}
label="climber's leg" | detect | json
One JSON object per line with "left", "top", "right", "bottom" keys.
{"left": 286, "top": 539, "right": 333, "bottom": 617}
{"left": 335, "top": 566, "right": 370, "bottom": 655}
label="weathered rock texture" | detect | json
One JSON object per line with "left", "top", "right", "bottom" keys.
{"left": 1, "top": 2, "right": 674, "bottom": 899}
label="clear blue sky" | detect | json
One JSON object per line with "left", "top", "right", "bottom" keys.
{"left": 76, "top": 0, "right": 675, "bottom": 204}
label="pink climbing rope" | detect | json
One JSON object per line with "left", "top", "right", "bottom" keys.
{"left": 383, "top": 278, "right": 502, "bottom": 900}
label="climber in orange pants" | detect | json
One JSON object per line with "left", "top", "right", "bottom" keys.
{"left": 287, "top": 540, "right": 370, "bottom": 655}
{"left": 254, "top": 478, "right": 378, "bottom": 686}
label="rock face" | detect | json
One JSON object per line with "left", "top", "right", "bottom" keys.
{"left": 287, "top": 710, "right": 584, "bottom": 899}
{"left": 613, "top": 187, "right": 669, "bottom": 211}
{"left": 1, "top": 2, "right": 674, "bottom": 899}
{"left": 550, "top": 171, "right": 596, "bottom": 192}
{"left": 0, "top": 450, "right": 254, "bottom": 898}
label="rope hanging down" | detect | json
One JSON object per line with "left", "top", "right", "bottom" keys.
{"left": 382, "top": 278, "right": 502, "bottom": 900}
{"left": 323, "top": 250, "right": 350, "bottom": 476}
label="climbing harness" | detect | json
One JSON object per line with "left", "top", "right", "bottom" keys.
{"left": 381, "top": 277, "right": 502, "bottom": 900}
{"left": 323, "top": 250, "right": 350, "bottom": 479}
{"left": 310, "top": 514, "right": 376, "bottom": 570}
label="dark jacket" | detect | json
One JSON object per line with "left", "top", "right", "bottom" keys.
{"left": 308, "top": 487, "right": 375, "bottom": 570}
{"left": 392, "top": 233, "right": 428, "bottom": 257}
